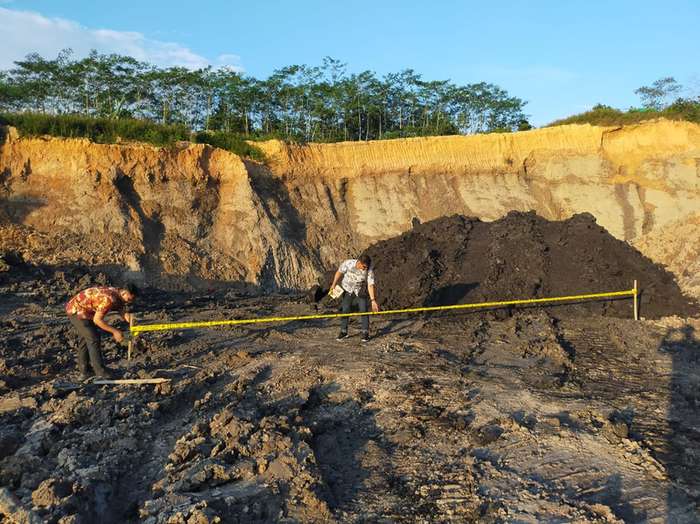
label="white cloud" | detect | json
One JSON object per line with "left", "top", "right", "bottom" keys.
{"left": 0, "top": 7, "right": 243, "bottom": 70}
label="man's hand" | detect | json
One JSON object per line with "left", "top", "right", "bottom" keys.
{"left": 94, "top": 310, "right": 121, "bottom": 340}
{"left": 371, "top": 299, "right": 380, "bottom": 313}
{"left": 123, "top": 312, "right": 133, "bottom": 323}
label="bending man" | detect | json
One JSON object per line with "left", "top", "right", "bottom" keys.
{"left": 65, "top": 284, "right": 138, "bottom": 379}
{"left": 331, "top": 254, "right": 380, "bottom": 342}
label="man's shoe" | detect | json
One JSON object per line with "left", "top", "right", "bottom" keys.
{"left": 361, "top": 333, "right": 370, "bottom": 343}
{"left": 336, "top": 331, "right": 348, "bottom": 341}
{"left": 94, "top": 369, "right": 114, "bottom": 380}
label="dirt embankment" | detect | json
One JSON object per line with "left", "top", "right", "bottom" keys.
{"left": 2, "top": 119, "right": 699, "bottom": 295}
{"left": 0, "top": 138, "right": 318, "bottom": 290}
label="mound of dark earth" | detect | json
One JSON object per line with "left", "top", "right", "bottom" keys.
{"left": 359, "top": 212, "right": 697, "bottom": 319}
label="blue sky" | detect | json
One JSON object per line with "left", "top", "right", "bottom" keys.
{"left": 1, "top": 0, "right": 699, "bottom": 125}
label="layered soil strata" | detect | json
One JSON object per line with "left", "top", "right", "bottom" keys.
{"left": 2, "top": 119, "right": 699, "bottom": 295}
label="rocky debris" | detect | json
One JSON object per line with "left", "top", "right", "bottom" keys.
{"left": 136, "top": 366, "right": 331, "bottom": 523}
{"left": 362, "top": 211, "right": 698, "bottom": 319}
{"left": 0, "top": 253, "right": 120, "bottom": 313}
{"left": 140, "top": 406, "right": 330, "bottom": 523}
{"left": 0, "top": 487, "right": 43, "bottom": 524}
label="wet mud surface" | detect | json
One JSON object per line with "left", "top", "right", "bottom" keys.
{"left": 1, "top": 256, "right": 700, "bottom": 523}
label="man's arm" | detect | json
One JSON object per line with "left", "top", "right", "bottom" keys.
{"left": 368, "top": 284, "right": 380, "bottom": 312}
{"left": 367, "top": 269, "right": 380, "bottom": 312}
{"left": 331, "top": 260, "right": 349, "bottom": 290}
{"left": 93, "top": 310, "right": 123, "bottom": 342}
{"left": 331, "top": 270, "right": 344, "bottom": 289}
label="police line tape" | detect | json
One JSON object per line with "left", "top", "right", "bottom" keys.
{"left": 130, "top": 286, "right": 638, "bottom": 335}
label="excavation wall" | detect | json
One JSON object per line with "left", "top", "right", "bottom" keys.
{"left": 1, "top": 120, "right": 699, "bottom": 294}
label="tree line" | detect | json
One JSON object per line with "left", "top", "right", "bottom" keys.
{"left": 0, "top": 50, "right": 530, "bottom": 142}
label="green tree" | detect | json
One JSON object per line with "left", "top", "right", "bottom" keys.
{"left": 0, "top": 51, "right": 530, "bottom": 141}
{"left": 634, "top": 77, "right": 682, "bottom": 110}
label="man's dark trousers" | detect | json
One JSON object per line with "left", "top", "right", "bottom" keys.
{"left": 340, "top": 293, "right": 369, "bottom": 334}
{"left": 68, "top": 315, "right": 107, "bottom": 375}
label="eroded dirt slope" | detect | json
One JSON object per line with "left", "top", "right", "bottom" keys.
{"left": 2, "top": 120, "right": 699, "bottom": 294}
{"left": 0, "top": 136, "right": 319, "bottom": 290}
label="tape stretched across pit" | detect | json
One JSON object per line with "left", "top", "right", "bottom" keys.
{"left": 131, "top": 288, "right": 636, "bottom": 335}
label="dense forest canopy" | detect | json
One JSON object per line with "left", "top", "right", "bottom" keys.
{"left": 0, "top": 50, "right": 531, "bottom": 141}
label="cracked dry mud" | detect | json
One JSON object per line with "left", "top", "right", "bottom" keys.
{"left": 1, "top": 271, "right": 699, "bottom": 523}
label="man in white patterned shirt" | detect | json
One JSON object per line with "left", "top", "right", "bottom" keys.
{"left": 330, "top": 254, "right": 380, "bottom": 342}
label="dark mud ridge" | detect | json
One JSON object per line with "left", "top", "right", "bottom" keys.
{"left": 361, "top": 211, "right": 697, "bottom": 319}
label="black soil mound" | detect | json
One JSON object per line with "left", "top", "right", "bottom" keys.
{"left": 358, "top": 212, "right": 697, "bottom": 319}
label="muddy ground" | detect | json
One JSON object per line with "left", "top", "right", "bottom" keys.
{"left": 1, "top": 260, "right": 700, "bottom": 523}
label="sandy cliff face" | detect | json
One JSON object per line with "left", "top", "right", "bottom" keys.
{"left": 632, "top": 212, "right": 700, "bottom": 299}
{"left": 259, "top": 119, "right": 700, "bottom": 242}
{"left": 0, "top": 137, "right": 317, "bottom": 289}
{"left": 1, "top": 119, "right": 699, "bottom": 293}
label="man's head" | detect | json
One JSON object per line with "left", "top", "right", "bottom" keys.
{"left": 121, "top": 283, "right": 139, "bottom": 303}
{"left": 356, "top": 254, "right": 372, "bottom": 271}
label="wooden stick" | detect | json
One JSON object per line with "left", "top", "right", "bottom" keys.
{"left": 633, "top": 279, "right": 639, "bottom": 321}
{"left": 92, "top": 378, "right": 171, "bottom": 385}
{"left": 128, "top": 314, "right": 135, "bottom": 360}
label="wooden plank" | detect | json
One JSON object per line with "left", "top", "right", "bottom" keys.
{"left": 0, "top": 395, "right": 37, "bottom": 413}
{"left": 92, "top": 378, "right": 171, "bottom": 385}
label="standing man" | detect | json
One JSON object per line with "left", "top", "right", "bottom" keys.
{"left": 65, "top": 284, "right": 138, "bottom": 379}
{"left": 331, "top": 254, "right": 380, "bottom": 342}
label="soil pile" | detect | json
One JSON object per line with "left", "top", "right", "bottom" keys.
{"left": 363, "top": 212, "right": 697, "bottom": 319}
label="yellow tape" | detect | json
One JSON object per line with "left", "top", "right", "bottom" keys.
{"left": 131, "top": 288, "right": 635, "bottom": 335}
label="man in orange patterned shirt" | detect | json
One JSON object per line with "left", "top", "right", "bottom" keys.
{"left": 65, "top": 284, "right": 138, "bottom": 379}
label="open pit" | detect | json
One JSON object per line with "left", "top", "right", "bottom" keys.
{"left": 1, "top": 121, "right": 700, "bottom": 522}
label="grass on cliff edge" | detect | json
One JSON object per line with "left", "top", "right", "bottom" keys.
{"left": 548, "top": 100, "right": 700, "bottom": 127}
{"left": 0, "top": 113, "right": 266, "bottom": 161}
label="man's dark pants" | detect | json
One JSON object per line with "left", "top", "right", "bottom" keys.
{"left": 68, "top": 315, "right": 107, "bottom": 375}
{"left": 340, "top": 293, "right": 369, "bottom": 335}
